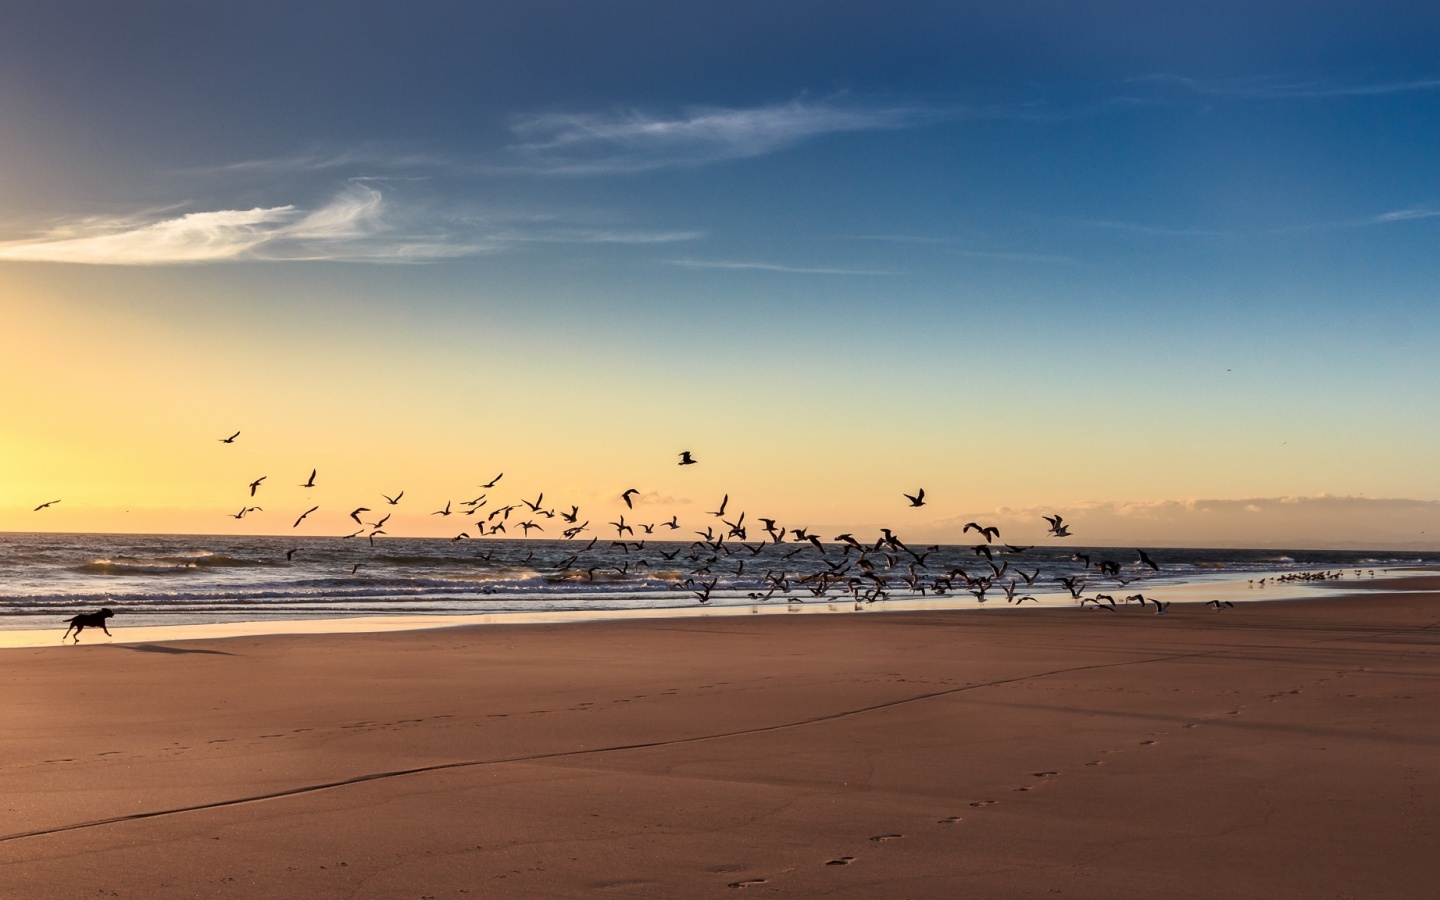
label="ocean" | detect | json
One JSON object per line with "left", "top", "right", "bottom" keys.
{"left": 0, "top": 531, "right": 1432, "bottom": 631}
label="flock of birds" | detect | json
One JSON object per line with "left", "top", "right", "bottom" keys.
{"left": 30, "top": 430, "right": 1357, "bottom": 617}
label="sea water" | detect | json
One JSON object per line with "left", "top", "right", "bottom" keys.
{"left": 0, "top": 531, "right": 1430, "bottom": 631}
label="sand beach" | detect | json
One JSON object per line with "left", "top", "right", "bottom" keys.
{"left": 2, "top": 584, "right": 1438, "bottom": 898}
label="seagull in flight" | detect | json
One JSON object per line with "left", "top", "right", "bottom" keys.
{"left": 679, "top": 451, "right": 698, "bottom": 466}
{"left": 904, "top": 488, "right": 926, "bottom": 507}
{"left": 300, "top": 469, "right": 317, "bottom": 488}
{"left": 480, "top": 473, "right": 503, "bottom": 488}
{"left": 382, "top": 491, "right": 404, "bottom": 505}
{"left": 219, "top": 431, "right": 240, "bottom": 444}
{"left": 621, "top": 488, "right": 639, "bottom": 509}
{"left": 1043, "top": 514, "right": 1071, "bottom": 537}
{"left": 432, "top": 501, "right": 453, "bottom": 516}
{"left": 710, "top": 494, "right": 729, "bottom": 517}
{"left": 349, "top": 507, "right": 370, "bottom": 525}
{"left": 293, "top": 506, "right": 318, "bottom": 528}
{"left": 964, "top": 522, "right": 1000, "bottom": 543}
{"left": 1137, "top": 549, "right": 1160, "bottom": 571}
{"left": 248, "top": 476, "right": 266, "bottom": 497}
{"left": 33, "top": 500, "right": 61, "bottom": 511}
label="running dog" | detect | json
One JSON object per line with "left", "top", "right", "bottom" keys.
{"left": 62, "top": 608, "right": 114, "bottom": 644}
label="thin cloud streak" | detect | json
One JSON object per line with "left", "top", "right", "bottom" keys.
{"left": 0, "top": 186, "right": 701, "bottom": 265}
{"left": 834, "top": 234, "right": 1079, "bottom": 264}
{"left": 1137, "top": 73, "right": 1440, "bottom": 100}
{"left": 504, "top": 97, "right": 952, "bottom": 175}
{"left": 663, "top": 258, "right": 900, "bottom": 276}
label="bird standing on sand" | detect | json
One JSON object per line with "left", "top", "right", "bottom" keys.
{"left": 679, "top": 451, "right": 698, "bottom": 466}
{"left": 904, "top": 488, "right": 926, "bottom": 507}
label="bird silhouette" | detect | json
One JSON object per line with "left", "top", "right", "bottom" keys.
{"left": 219, "top": 431, "right": 240, "bottom": 443}
{"left": 710, "top": 494, "right": 729, "bottom": 517}
{"left": 432, "top": 501, "right": 453, "bottom": 516}
{"left": 293, "top": 506, "right": 318, "bottom": 528}
{"left": 1137, "top": 549, "right": 1160, "bottom": 571}
{"left": 349, "top": 507, "right": 370, "bottom": 524}
{"left": 300, "top": 469, "right": 317, "bottom": 488}
{"left": 1043, "top": 514, "right": 1071, "bottom": 537}
{"left": 480, "top": 473, "right": 503, "bottom": 488}
{"left": 248, "top": 477, "right": 266, "bottom": 496}
{"left": 621, "top": 488, "right": 639, "bottom": 508}
{"left": 903, "top": 488, "right": 926, "bottom": 507}
{"left": 33, "top": 500, "right": 61, "bottom": 511}
{"left": 963, "top": 522, "right": 1000, "bottom": 542}
{"left": 382, "top": 491, "right": 404, "bottom": 505}
{"left": 679, "top": 451, "right": 698, "bottom": 465}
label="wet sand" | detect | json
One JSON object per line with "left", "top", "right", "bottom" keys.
{"left": 3, "top": 590, "right": 1438, "bottom": 898}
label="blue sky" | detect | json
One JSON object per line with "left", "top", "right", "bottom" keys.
{"left": 1, "top": 2, "right": 1438, "bottom": 544}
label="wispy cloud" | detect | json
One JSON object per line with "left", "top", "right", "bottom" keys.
{"left": 663, "top": 258, "right": 899, "bottom": 276}
{"left": 1058, "top": 205, "right": 1440, "bottom": 240}
{"left": 1136, "top": 73, "right": 1440, "bottom": 100}
{"left": 0, "top": 185, "right": 700, "bottom": 265}
{"left": 1365, "top": 207, "right": 1440, "bottom": 225}
{"left": 504, "top": 97, "right": 951, "bottom": 175}
{"left": 833, "top": 234, "right": 1078, "bottom": 264}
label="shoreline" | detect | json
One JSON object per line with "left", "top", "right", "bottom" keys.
{"left": 0, "top": 571, "right": 1384, "bottom": 649}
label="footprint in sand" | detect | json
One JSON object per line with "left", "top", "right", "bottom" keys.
{"left": 1140, "top": 740, "right": 1156, "bottom": 746}
{"left": 938, "top": 816, "right": 962, "bottom": 824}
{"left": 728, "top": 879, "right": 767, "bottom": 889}
{"left": 969, "top": 800, "right": 997, "bottom": 807}
{"left": 870, "top": 834, "right": 903, "bottom": 842}
{"left": 825, "top": 856, "right": 855, "bottom": 866}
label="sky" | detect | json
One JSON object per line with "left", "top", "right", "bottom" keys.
{"left": 1, "top": 1, "right": 1438, "bottom": 548}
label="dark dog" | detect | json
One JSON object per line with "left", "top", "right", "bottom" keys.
{"left": 62, "top": 608, "right": 114, "bottom": 644}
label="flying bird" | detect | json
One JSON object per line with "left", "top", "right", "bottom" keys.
{"left": 432, "top": 501, "right": 453, "bottom": 516}
{"left": 1137, "top": 549, "right": 1160, "bottom": 571}
{"left": 293, "top": 506, "right": 319, "bottom": 528}
{"left": 33, "top": 500, "right": 60, "bottom": 511}
{"left": 904, "top": 488, "right": 926, "bottom": 507}
{"left": 678, "top": 451, "right": 698, "bottom": 466}
{"left": 1043, "top": 514, "right": 1071, "bottom": 537}
{"left": 349, "top": 507, "right": 370, "bottom": 525}
{"left": 964, "top": 522, "right": 1000, "bottom": 543}
{"left": 480, "top": 473, "right": 503, "bottom": 488}
{"left": 382, "top": 491, "right": 404, "bottom": 505}
{"left": 219, "top": 431, "right": 240, "bottom": 443}
{"left": 710, "top": 494, "right": 729, "bottom": 517}
{"left": 300, "top": 469, "right": 317, "bottom": 488}
{"left": 621, "top": 488, "right": 639, "bottom": 509}
{"left": 248, "top": 476, "right": 267, "bottom": 497}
